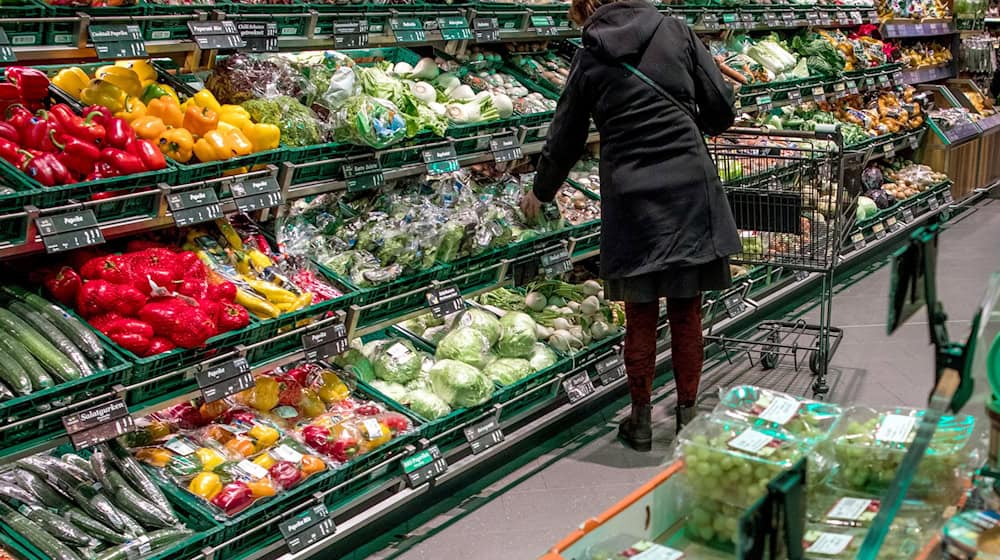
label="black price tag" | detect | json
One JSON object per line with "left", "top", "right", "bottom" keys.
{"left": 89, "top": 24, "right": 147, "bottom": 60}
{"left": 423, "top": 145, "right": 459, "bottom": 176}
{"left": 891, "top": 71, "right": 903, "bottom": 85}
{"left": 540, "top": 246, "right": 572, "bottom": 277}
{"left": 901, "top": 207, "right": 914, "bottom": 223}
{"left": 832, "top": 82, "right": 847, "bottom": 98}
{"left": 62, "top": 398, "right": 135, "bottom": 451}
{"left": 850, "top": 10, "right": 863, "bottom": 24}
{"left": 167, "top": 188, "right": 223, "bottom": 227}
{"left": 187, "top": 21, "right": 246, "bottom": 50}
{"left": 196, "top": 358, "right": 253, "bottom": 403}
{"left": 0, "top": 29, "right": 15, "bottom": 63}
{"left": 425, "top": 283, "right": 465, "bottom": 318}
{"left": 928, "top": 196, "right": 940, "bottom": 211}
{"left": 943, "top": 191, "right": 954, "bottom": 204}
{"left": 279, "top": 505, "right": 336, "bottom": 554}
{"left": 741, "top": 13, "right": 754, "bottom": 28}
{"left": 764, "top": 12, "right": 779, "bottom": 27}
{"left": 806, "top": 11, "right": 820, "bottom": 25}
{"left": 867, "top": 10, "right": 879, "bottom": 23}
{"left": 490, "top": 134, "right": 522, "bottom": 163}
{"left": 850, "top": 231, "right": 866, "bottom": 251}
{"left": 787, "top": 89, "right": 801, "bottom": 103}
{"left": 438, "top": 16, "right": 472, "bottom": 41}
{"left": 723, "top": 293, "right": 745, "bottom": 318}
{"left": 846, "top": 80, "right": 859, "bottom": 94}
{"left": 343, "top": 159, "right": 383, "bottom": 193}
{"left": 886, "top": 215, "right": 900, "bottom": 232}
{"left": 811, "top": 85, "right": 825, "bottom": 102}
{"left": 700, "top": 13, "right": 720, "bottom": 31}
{"left": 473, "top": 18, "right": 500, "bottom": 43}
{"left": 563, "top": 370, "right": 596, "bottom": 404}
{"left": 301, "top": 323, "right": 348, "bottom": 362}
{"left": 755, "top": 95, "right": 772, "bottom": 112}
{"left": 781, "top": 11, "right": 795, "bottom": 25}
{"left": 882, "top": 142, "right": 896, "bottom": 158}
{"left": 391, "top": 18, "right": 426, "bottom": 43}
{"left": 236, "top": 22, "right": 278, "bottom": 53}
{"left": 333, "top": 21, "right": 369, "bottom": 49}
{"left": 231, "top": 176, "right": 282, "bottom": 213}
{"left": 530, "top": 15, "right": 558, "bottom": 36}
{"left": 595, "top": 354, "right": 626, "bottom": 386}
{"left": 402, "top": 446, "right": 447, "bottom": 487}
{"left": 872, "top": 221, "right": 886, "bottom": 240}
{"left": 464, "top": 417, "right": 504, "bottom": 454}
{"left": 37, "top": 209, "right": 105, "bottom": 254}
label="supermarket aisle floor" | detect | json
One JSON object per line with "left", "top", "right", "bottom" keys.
{"left": 372, "top": 199, "right": 1000, "bottom": 560}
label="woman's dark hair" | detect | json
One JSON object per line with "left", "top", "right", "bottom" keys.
{"left": 569, "top": 0, "right": 620, "bottom": 27}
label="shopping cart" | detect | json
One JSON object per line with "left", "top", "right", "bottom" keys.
{"left": 704, "top": 126, "right": 866, "bottom": 397}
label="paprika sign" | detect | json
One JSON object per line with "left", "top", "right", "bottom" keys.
{"left": 402, "top": 445, "right": 448, "bottom": 487}
{"left": 89, "top": 24, "right": 147, "bottom": 60}
{"left": 196, "top": 358, "right": 253, "bottom": 403}
{"left": 0, "top": 29, "right": 15, "bottom": 63}
{"left": 279, "top": 504, "right": 336, "bottom": 554}
{"left": 302, "top": 323, "right": 348, "bottom": 362}
{"left": 37, "top": 209, "right": 105, "bottom": 254}
{"left": 167, "top": 188, "right": 223, "bottom": 227}
{"left": 62, "top": 398, "right": 135, "bottom": 450}
{"left": 231, "top": 176, "right": 282, "bottom": 213}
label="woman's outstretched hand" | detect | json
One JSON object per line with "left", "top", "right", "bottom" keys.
{"left": 520, "top": 189, "right": 542, "bottom": 220}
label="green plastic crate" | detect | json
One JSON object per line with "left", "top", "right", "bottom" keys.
{"left": 282, "top": 141, "right": 370, "bottom": 186}
{"left": 37, "top": 0, "right": 150, "bottom": 45}
{"left": 0, "top": 191, "right": 38, "bottom": 247}
{"left": 319, "top": 264, "right": 445, "bottom": 329}
{"left": 0, "top": 0, "right": 46, "bottom": 46}
{"left": 142, "top": 3, "right": 208, "bottom": 41}
{"left": 245, "top": 284, "right": 360, "bottom": 364}
{"left": 219, "top": 1, "right": 312, "bottom": 37}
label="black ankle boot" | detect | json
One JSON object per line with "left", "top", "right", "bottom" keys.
{"left": 618, "top": 404, "right": 652, "bottom": 452}
{"left": 675, "top": 404, "right": 697, "bottom": 434}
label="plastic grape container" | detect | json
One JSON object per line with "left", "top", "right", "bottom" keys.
{"left": 822, "top": 406, "right": 981, "bottom": 501}
{"left": 683, "top": 486, "right": 745, "bottom": 548}
{"left": 805, "top": 485, "right": 944, "bottom": 531}
{"left": 802, "top": 522, "right": 934, "bottom": 559}
{"left": 713, "top": 385, "right": 843, "bottom": 442}
{"left": 677, "top": 415, "right": 808, "bottom": 509}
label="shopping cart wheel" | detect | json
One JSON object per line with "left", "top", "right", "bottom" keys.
{"left": 761, "top": 350, "right": 778, "bottom": 370}
{"left": 809, "top": 349, "right": 826, "bottom": 376}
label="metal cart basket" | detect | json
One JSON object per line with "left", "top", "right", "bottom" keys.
{"left": 705, "top": 126, "right": 866, "bottom": 397}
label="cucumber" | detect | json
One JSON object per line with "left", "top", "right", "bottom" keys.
{"left": 117, "top": 508, "right": 146, "bottom": 539}
{"left": 2, "top": 288, "right": 105, "bottom": 369}
{"left": 0, "top": 501, "right": 83, "bottom": 560}
{"left": 18, "top": 456, "right": 127, "bottom": 531}
{"left": 93, "top": 528, "right": 192, "bottom": 560}
{"left": 105, "top": 470, "right": 176, "bottom": 529}
{"left": 104, "top": 441, "right": 177, "bottom": 524}
{"left": 9, "top": 468, "right": 72, "bottom": 512}
{"left": 0, "top": 308, "right": 80, "bottom": 381}
{"left": 0, "top": 346, "right": 32, "bottom": 396}
{"left": 61, "top": 453, "right": 96, "bottom": 480}
{"left": 50, "top": 456, "right": 94, "bottom": 483}
{"left": 21, "top": 504, "right": 98, "bottom": 547}
{"left": 0, "top": 381, "right": 12, "bottom": 400}
{"left": 10, "top": 302, "right": 94, "bottom": 377}
{"left": 0, "top": 337, "right": 53, "bottom": 391}
{"left": 66, "top": 507, "right": 128, "bottom": 545}
{"left": 89, "top": 448, "right": 115, "bottom": 489}
{"left": 0, "top": 480, "right": 42, "bottom": 507}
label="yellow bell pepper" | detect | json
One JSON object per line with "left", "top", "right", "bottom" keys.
{"left": 192, "top": 129, "right": 232, "bottom": 162}
{"left": 218, "top": 104, "right": 252, "bottom": 129}
{"left": 242, "top": 122, "right": 281, "bottom": 153}
{"left": 192, "top": 89, "right": 222, "bottom": 114}
{"left": 116, "top": 59, "right": 157, "bottom": 86}
{"left": 189, "top": 472, "right": 222, "bottom": 501}
{"left": 248, "top": 424, "right": 280, "bottom": 450}
{"left": 95, "top": 65, "right": 143, "bottom": 98}
{"left": 79, "top": 79, "right": 126, "bottom": 113}
{"left": 253, "top": 454, "right": 276, "bottom": 471}
{"left": 51, "top": 67, "right": 90, "bottom": 99}
{"left": 114, "top": 96, "right": 146, "bottom": 123}
{"left": 226, "top": 128, "right": 254, "bottom": 157}
{"left": 158, "top": 127, "right": 195, "bottom": 163}
{"left": 146, "top": 97, "right": 184, "bottom": 129}
{"left": 195, "top": 447, "right": 226, "bottom": 472}
{"left": 131, "top": 116, "right": 167, "bottom": 141}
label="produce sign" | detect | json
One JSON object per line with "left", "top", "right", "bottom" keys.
{"left": 343, "top": 159, "right": 383, "bottom": 193}
{"left": 402, "top": 446, "right": 447, "bottom": 487}
{"left": 723, "top": 293, "right": 745, "bottom": 318}
{"left": 302, "top": 323, "right": 349, "bottom": 362}
{"left": 530, "top": 15, "right": 558, "bottom": 36}
{"left": 62, "top": 398, "right": 135, "bottom": 450}
{"left": 279, "top": 504, "right": 335, "bottom": 554}
{"left": 195, "top": 357, "right": 253, "bottom": 403}
{"left": 332, "top": 21, "right": 369, "bottom": 49}
{"left": 0, "top": 29, "right": 15, "bottom": 63}
{"left": 231, "top": 176, "right": 282, "bottom": 213}
{"left": 391, "top": 18, "right": 426, "bottom": 43}
{"left": 425, "top": 283, "right": 465, "bottom": 318}
{"left": 88, "top": 24, "right": 147, "bottom": 60}
{"left": 423, "top": 145, "right": 459, "bottom": 176}
{"left": 464, "top": 416, "right": 504, "bottom": 454}
{"left": 563, "top": 370, "right": 596, "bottom": 404}
{"left": 36, "top": 210, "right": 105, "bottom": 255}
{"left": 236, "top": 22, "right": 279, "bottom": 53}
{"left": 540, "top": 246, "right": 572, "bottom": 277}
{"left": 490, "top": 134, "right": 522, "bottom": 163}
{"left": 437, "top": 17, "right": 473, "bottom": 41}
{"left": 595, "top": 353, "right": 626, "bottom": 386}
{"left": 167, "top": 188, "right": 223, "bottom": 227}
{"left": 474, "top": 18, "right": 501, "bottom": 43}
{"left": 187, "top": 21, "right": 245, "bottom": 51}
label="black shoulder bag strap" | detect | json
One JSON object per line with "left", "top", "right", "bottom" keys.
{"left": 620, "top": 16, "right": 700, "bottom": 126}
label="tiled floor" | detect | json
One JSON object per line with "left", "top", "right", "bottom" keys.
{"left": 369, "top": 199, "right": 1000, "bottom": 560}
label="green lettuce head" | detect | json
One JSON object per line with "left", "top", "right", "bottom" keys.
{"left": 497, "top": 312, "right": 538, "bottom": 359}
{"left": 372, "top": 339, "right": 422, "bottom": 383}
{"left": 528, "top": 343, "right": 559, "bottom": 371}
{"left": 435, "top": 327, "right": 493, "bottom": 369}
{"left": 484, "top": 358, "right": 533, "bottom": 386}
{"left": 429, "top": 359, "right": 494, "bottom": 408}
{"left": 405, "top": 388, "right": 452, "bottom": 420}
{"left": 370, "top": 380, "right": 408, "bottom": 402}
{"left": 454, "top": 308, "right": 502, "bottom": 346}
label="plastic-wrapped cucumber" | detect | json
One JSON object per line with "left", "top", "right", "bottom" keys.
{"left": 0, "top": 480, "right": 41, "bottom": 509}
{"left": 22, "top": 504, "right": 97, "bottom": 547}
{"left": 9, "top": 468, "right": 72, "bottom": 512}
{"left": 117, "top": 508, "right": 146, "bottom": 539}
{"left": 3, "top": 288, "right": 106, "bottom": 369}
{"left": 94, "top": 528, "right": 192, "bottom": 560}
{"left": 0, "top": 345, "right": 32, "bottom": 395}
{"left": 62, "top": 453, "right": 96, "bottom": 480}
{"left": 0, "top": 501, "right": 83, "bottom": 560}
{"left": 0, "top": 337, "right": 52, "bottom": 391}
{"left": 66, "top": 507, "right": 128, "bottom": 545}
{"left": 90, "top": 447, "right": 115, "bottom": 489}
{"left": 104, "top": 441, "right": 176, "bottom": 524}
{"left": 18, "top": 456, "right": 127, "bottom": 532}
{"left": 105, "top": 470, "right": 176, "bottom": 529}
{"left": 10, "top": 302, "right": 94, "bottom": 377}
{"left": 0, "top": 382, "right": 12, "bottom": 400}
{"left": 0, "top": 307, "right": 80, "bottom": 381}
{"left": 50, "top": 455, "right": 93, "bottom": 483}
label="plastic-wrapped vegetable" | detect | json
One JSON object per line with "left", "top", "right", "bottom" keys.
{"left": 328, "top": 95, "right": 411, "bottom": 149}
{"left": 483, "top": 358, "right": 533, "bottom": 386}
{"left": 453, "top": 308, "right": 502, "bottom": 346}
{"left": 242, "top": 96, "right": 324, "bottom": 146}
{"left": 371, "top": 339, "right": 422, "bottom": 384}
{"left": 436, "top": 327, "right": 494, "bottom": 369}
{"left": 496, "top": 312, "right": 538, "bottom": 359}
{"left": 429, "top": 359, "right": 494, "bottom": 408}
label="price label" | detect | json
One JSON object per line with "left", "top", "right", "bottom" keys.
{"left": 402, "top": 446, "right": 447, "bottom": 487}
{"left": 425, "top": 282, "right": 465, "bottom": 318}
{"left": 236, "top": 22, "right": 278, "bottom": 53}
{"left": 167, "top": 188, "right": 223, "bottom": 227}
{"left": 490, "top": 134, "right": 522, "bottom": 162}
{"left": 437, "top": 16, "right": 472, "bottom": 41}
{"left": 332, "top": 21, "right": 369, "bottom": 48}
{"left": 722, "top": 12, "right": 737, "bottom": 24}
{"left": 423, "top": 144, "right": 459, "bottom": 175}
{"left": 473, "top": 17, "right": 500, "bottom": 43}
{"left": 943, "top": 191, "right": 954, "bottom": 204}
{"left": 563, "top": 370, "right": 596, "bottom": 404}
{"left": 833, "top": 82, "right": 847, "bottom": 98}
{"left": 540, "top": 246, "right": 572, "bottom": 277}
{"left": 61, "top": 398, "right": 135, "bottom": 451}
{"left": 37, "top": 209, "right": 105, "bottom": 254}
{"left": 787, "top": 89, "right": 801, "bottom": 103}
{"left": 741, "top": 13, "right": 754, "bottom": 28}
{"left": 595, "top": 353, "right": 626, "bottom": 386}
{"left": 530, "top": 15, "right": 558, "bottom": 35}
{"left": 89, "top": 24, "right": 147, "bottom": 59}
{"left": 700, "top": 13, "right": 719, "bottom": 31}
{"left": 878, "top": 73, "right": 890, "bottom": 86}
{"left": 391, "top": 18, "right": 426, "bottom": 43}
{"left": 764, "top": 12, "right": 779, "bottom": 27}
{"left": 872, "top": 222, "right": 886, "bottom": 240}
{"left": 812, "top": 86, "right": 826, "bottom": 102}
{"left": 280, "top": 505, "right": 336, "bottom": 554}
{"left": 901, "top": 207, "right": 914, "bottom": 223}
{"left": 886, "top": 215, "right": 900, "bottom": 232}
{"left": 818, "top": 11, "right": 832, "bottom": 25}
{"left": 0, "top": 29, "right": 15, "bottom": 63}
{"left": 850, "top": 10, "right": 863, "bottom": 24}
{"left": 846, "top": 80, "right": 859, "bottom": 94}
{"left": 756, "top": 95, "right": 772, "bottom": 111}
{"left": 196, "top": 358, "right": 253, "bottom": 403}
{"left": 781, "top": 11, "right": 795, "bottom": 25}
{"left": 882, "top": 142, "right": 896, "bottom": 158}
{"left": 867, "top": 10, "right": 879, "bottom": 23}
{"left": 231, "top": 176, "right": 282, "bottom": 212}
{"left": 187, "top": 21, "right": 245, "bottom": 50}
{"left": 464, "top": 417, "right": 504, "bottom": 454}
{"left": 851, "top": 231, "right": 866, "bottom": 251}
{"left": 891, "top": 71, "right": 904, "bottom": 86}
{"left": 301, "top": 322, "right": 348, "bottom": 362}
{"left": 806, "top": 11, "right": 820, "bottom": 25}
{"left": 723, "top": 293, "right": 745, "bottom": 318}
{"left": 928, "top": 195, "right": 940, "bottom": 211}
{"left": 342, "top": 159, "right": 383, "bottom": 193}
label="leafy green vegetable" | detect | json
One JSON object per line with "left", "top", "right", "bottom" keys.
{"left": 371, "top": 380, "right": 408, "bottom": 402}
{"left": 405, "top": 388, "right": 452, "bottom": 420}
{"left": 436, "top": 327, "right": 493, "bottom": 369}
{"left": 429, "top": 359, "right": 494, "bottom": 408}
{"left": 454, "top": 309, "right": 502, "bottom": 346}
{"left": 241, "top": 96, "right": 324, "bottom": 146}
{"left": 372, "top": 339, "right": 423, "bottom": 384}
{"left": 528, "top": 343, "right": 559, "bottom": 371}
{"left": 791, "top": 34, "right": 845, "bottom": 77}
{"left": 497, "top": 312, "right": 538, "bottom": 359}
{"left": 484, "top": 358, "right": 533, "bottom": 386}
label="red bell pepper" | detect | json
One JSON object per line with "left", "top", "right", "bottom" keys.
{"left": 80, "top": 254, "right": 132, "bottom": 284}
{"left": 129, "top": 248, "right": 178, "bottom": 291}
{"left": 51, "top": 131, "right": 101, "bottom": 177}
{"left": 103, "top": 117, "right": 133, "bottom": 150}
{"left": 49, "top": 105, "right": 106, "bottom": 147}
{"left": 76, "top": 280, "right": 146, "bottom": 318}
{"left": 108, "top": 332, "right": 152, "bottom": 356}
{"left": 22, "top": 116, "right": 58, "bottom": 153}
{"left": 101, "top": 148, "right": 145, "bottom": 175}
{"left": 146, "top": 337, "right": 176, "bottom": 355}
{"left": 207, "top": 280, "right": 237, "bottom": 302}
{"left": 210, "top": 482, "right": 254, "bottom": 516}
{"left": 82, "top": 105, "right": 112, "bottom": 125}
{"left": 94, "top": 315, "right": 155, "bottom": 339}
{"left": 378, "top": 412, "right": 411, "bottom": 434}
{"left": 138, "top": 297, "right": 216, "bottom": 349}
{"left": 85, "top": 162, "right": 119, "bottom": 181}
{"left": 0, "top": 84, "right": 20, "bottom": 117}
{"left": 0, "top": 122, "right": 17, "bottom": 143}
{"left": 268, "top": 462, "right": 301, "bottom": 488}
{"left": 4, "top": 67, "right": 50, "bottom": 102}
{"left": 178, "top": 278, "right": 208, "bottom": 300}
{"left": 128, "top": 139, "right": 166, "bottom": 171}
{"left": 0, "top": 138, "right": 23, "bottom": 167}
{"left": 19, "top": 150, "right": 70, "bottom": 187}
{"left": 43, "top": 266, "right": 82, "bottom": 305}
{"left": 354, "top": 404, "right": 381, "bottom": 417}
{"left": 217, "top": 302, "right": 250, "bottom": 332}
{"left": 6, "top": 105, "right": 33, "bottom": 133}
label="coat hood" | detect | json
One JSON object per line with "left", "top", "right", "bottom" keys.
{"left": 582, "top": 0, "right": 664, "bottom": 60}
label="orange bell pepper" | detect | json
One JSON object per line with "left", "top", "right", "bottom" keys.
{"left": 146, "top": 97, "right": 183, "bottom": 129}
{"left": 183, "top": 105, "right": 219, "bottom": 138}
{"left": 136, "top": 447, "right": 173, "bottom": 468}
{"left": 131, "top": 116, "right": 166, "bottom": 141}
{"left": 114, "top": 96, "right": 146, "bottom": 124}
{"left": 300, "top": 455, "right": 326, "bottom": 476}
{"left": 246, "top": 477, "right": 276, "bottom": 499}
{"left": 225, "top": 436, "right": 256, "bottom": 458}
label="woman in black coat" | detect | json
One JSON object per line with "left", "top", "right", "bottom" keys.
{"left": 520, "top": 0, "right": 742, "bottom": 450}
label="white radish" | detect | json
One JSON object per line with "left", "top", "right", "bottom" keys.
{"left": 525, "top": 292, "right": 548, "bottom": 312}
{"left": 580, "top": 295, "right": 601, "bottom": 316}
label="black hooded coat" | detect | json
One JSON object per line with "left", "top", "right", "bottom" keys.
{"left": 532, "top": 0, "right": 743, "bottom": 279}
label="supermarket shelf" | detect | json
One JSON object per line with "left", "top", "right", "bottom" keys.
{"left": 843, "top": 180, "right": 953, "bottom": 255}
{"left": 11, "top": 38, "right": 196, "bottom": 61}
{"left": 900, "top": 63, "right": 957, "bottom": 85}
{"left": 882, "top": 18, "right": 957, "bottom": 38}
{"left": 662, "top": 5, "right": 880, "bottom": 33}
{"left": 735, "top": 64, "right": 904, "bottom": 114}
